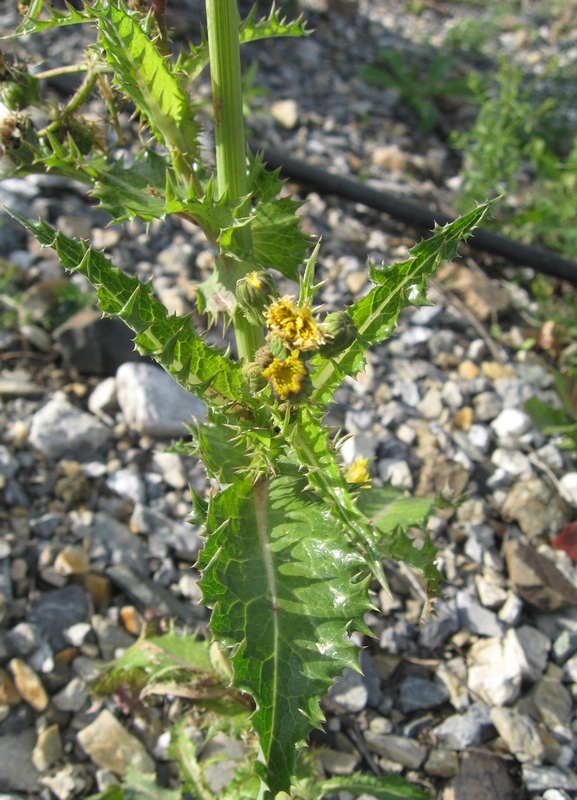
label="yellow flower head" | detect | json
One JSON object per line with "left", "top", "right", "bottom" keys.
{"left": 262, "top": 354, "right": 310, "bottom": 399}
{"left": 265, "top": 296, "right": 324, "bottom": 352}
{"left": 345, "top": 457, "right": 371, "bottom": 486}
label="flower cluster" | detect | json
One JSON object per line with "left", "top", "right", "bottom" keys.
{"left": 261, "top": 354, "right": 310, "bottom": 400}
{"left": 239, "top": 274, "right": 357, "bottom": 402}
{"left": 266, "top": 296, "right": 324, "bottom": 352}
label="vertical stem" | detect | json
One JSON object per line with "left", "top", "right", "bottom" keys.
{"left": 205, "top": 0, "right": 264, "bottom": 361}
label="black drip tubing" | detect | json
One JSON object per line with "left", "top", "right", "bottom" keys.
{"left": 259, "top": 147, "right": 577, "bottom": 287}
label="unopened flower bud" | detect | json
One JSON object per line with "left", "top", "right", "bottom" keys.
{"left": 0, "top": 70, "right": 40, "bottom": 111}
{"left": 236, "top": 270, "right": 278, "bottom": 326}
{"left": 253, "top": 345, "right": 274, "bottom": 369}
{"left": 318, "top": 311, "right": 357, "bottom": 358}
{"left": 242, "top": 359, "right": 267, "bottom": 394}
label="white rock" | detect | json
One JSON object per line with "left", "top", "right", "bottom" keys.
{"left": 77, "top": 709, "right": 154, "bottom": 776}
{"left": 467, "top": 637, "right": 522, "bottom": 707}
{"left": 504, "top": 626, "right": 550, "bottom": 681}
{"left": 417, "top": 387, "right": 443, "bottom": 420}
{"left": 63, "top": 622, "right": 92, "bottom": 648}
{"left": 116, "top": 363, "right": 206, "bottom": 437}
{"left": 377, "top": 458, "right": 413, "bottom": 489}
{"left": 29, "top": 396, "right": 110, "bottom": 460}
{"left": 106, "top": 466, "right": 147, "bottom": 505}
{"left": 468, "top": 424, "right": 492, "bottom": 455}
{"left": 327, "top": 669, "right": 368, "bottom": 713}
{"left": 543, "top": 790, "right": 572, "bottom": 800}
{"left": 491, "top": 448, "right": 533, "bottom": 478}
{"left": 498, "top": 591, "right": 524, "bottom": 625}
{"left": 271, "top": 99, "right": 299, "bottom": 129}
{"left": 150, "top": 451, "right": 187, "bottom": 489}
{"left": 475, "top": 576, "right": 507, "bottom": 610}
{"left": 559, "top": 473, "right": 577, "bottom": 508}
{"left": 88, "top": 377, "right": 118, "bottom": 416}
{"left": 490, "top": 707, "right": 545, "bottom": 763}
{"left": 441, "top": 380, "right": 463, "bottom": 409}
{"left": 340, "top": 433, "right": 377, "bottom": 465}
{"left": 436, "top": 656, "right": 469, "bottom": 712}
{"left": 490, "top": 408, "right": 532, "bottom": 439}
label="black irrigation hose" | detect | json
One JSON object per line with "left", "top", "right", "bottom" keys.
{"left": 259, "top": 146, "right": 577, "bottom": 287}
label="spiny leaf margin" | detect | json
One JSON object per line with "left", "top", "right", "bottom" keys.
{"left": 7, "top": 213, "right": 244, "bottom": 406}
{"left": 197, "top": 467, "right": 371, "bottom": 797}
{"left": 311, "top": 199, "right": 499, "bottom": 405}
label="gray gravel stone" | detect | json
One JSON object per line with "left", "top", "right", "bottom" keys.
{"left": 0, "top": 446, "right": 18, "bottom": 480}
{"left": 327, "top": 668, "right": 368, "bottom": 713}
{"left": 523, "top": 766, "right": 577, "bottom": 793}
{"left": 29, "top": 395, "right": 111, "bottom": 460}
{"left": 419, "top": 599, "right": 460, "bottom": 650}
{"left": 507, "top": 625, "right": 550, "bottom": 681}
{"left": 116, "top": 363, "right": 206, "bottom": 437}
{"left": 432, "top": 703, "right": 495, "bottom": 749}
{"left": 86, "top": 512, "right": 149, "bottom": 577}
{"left": 363, "top": 732, "right": 428, "bottom": 769}
{"left": 106, "top": 466, "right": 147, "bottom": 505}
{"left": 473, "top": 391, "right": 502, "bottom": 422}
{"left": 456, "top": 591, "right": 505, "bottom": 637}
{"left": 532, "top": 679, "right": 573, "bottom": 730}
{"left": 398, "top": 676, "right": 450, "bottom": 713}
{"left": 552, "top": 630, "right": 577, "bottom": 664}
{"left": 28, "top": 584, "right": 91, "bottom": 652}
{"left": 0, "top": 729, "right": 40, "bottom": 792}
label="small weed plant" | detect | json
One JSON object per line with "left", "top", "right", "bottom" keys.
{"left": 358, "top": 48, "right": 475, "bottom": 132}
{"left": 453, "top": 57, "right": 577, "bottom": 257}
{"left": 1, "top": 2, "right": 495, "bottom": 798}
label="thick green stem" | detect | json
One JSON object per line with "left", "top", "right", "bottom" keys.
{"left": 205, "top": 0, "right": 264, "bottom": 361}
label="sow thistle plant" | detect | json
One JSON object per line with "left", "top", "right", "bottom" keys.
{"left": 1, "top": 2, "right": 496, "bottom": 798}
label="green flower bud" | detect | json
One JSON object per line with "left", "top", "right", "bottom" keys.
{"left": 1, "top": 71, "right": 40, "bottom": 111}
{"left": 267, "top": 335, "right": 289, "bottom": 360}
{"left": 254, "top": 345, "right": 274, "bottom": 369}
{"left": 236, "top": 270, "right": 278, "bottom": 326}
{"left": 318, "top": 311, "right": 357, "bottom": 358}
{"left": 242, "top": 359, "right": 267, "bottom": 394}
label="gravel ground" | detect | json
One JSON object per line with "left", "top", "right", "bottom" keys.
{"left": 1, "top": 1, "right": 577, "bottom": 798}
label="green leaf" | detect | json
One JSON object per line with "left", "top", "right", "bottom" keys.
{"left": 227, "top": 154, "right": 309, "bottom": 282}
{"left": 5, "top": 0, "right": 98, "bottom": 38}
{"left": 176, "top": 6, "right": 308, "bottom": 84}
{"left": 197, "top": 467, "right": 371, "bottom": 797}
{"left": 7, "top": 214, "right": 244, "bottom": 407}
{"left": 168, "top": 720, "right": 215, "bottom": 800}
{"left": 319, "top": 772, "right": 429, "bottom": 800}
{"left": 356, "top": 485, "right": 435, "bottom": 534}
{"left": 351, "top": 201, "right": 499, "bottom": 344}
{"left": 86, "top": 766, "right": 182, "bottom": 800}
{"left": 93, "top": 1, "right": 199, "bottom": 163}
{"left": 311, "top": 200, "right": 499, "bottom": 405}
{"left": 357, "top": 484, "right": 440, "bottom": 595}
{"left": 291, "top": 406, "right": 387, "bottom": 588}
{"left": 90, "top": 149, "right": 170, "bottom": 223}
{"left": 122, "top": 766, "right": 181, "bottom": 800}
{"left": 524, "top": 395, "right": 571, "bottom": 433}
